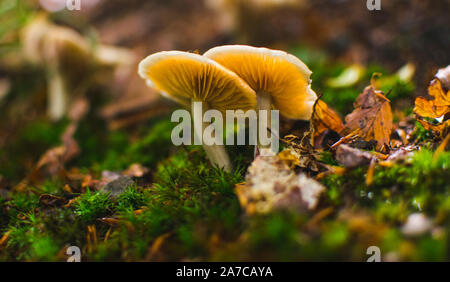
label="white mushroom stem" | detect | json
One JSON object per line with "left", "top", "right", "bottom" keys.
{"left": 47, "top": 69, "right": 68, "bottom": 121}
{"left": 192, "top": 101, "right": 233, "bottom": 172}
{"left": 256, "top": 91, "right": 272, "bottom": 154}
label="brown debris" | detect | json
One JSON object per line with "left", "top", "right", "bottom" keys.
{"left": 98, "top": 217, "right": 120, "bottom": 226}
{"left": 279, "top": 134, "right": 323, "bottom": 173}
{"left": 236, "top": 149, "right": 325, "bottom": 214}
{"left": 39, "top": 194, "right": 67, "bottom": 207}
{"left": 122, "top": 163, "right": 150, "bottom": 178}
{"left": 335, "top": 144, "right": 374, "bottom": 169}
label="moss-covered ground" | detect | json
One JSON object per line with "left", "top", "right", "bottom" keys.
{"left": 0, "top": 37, "right": 448, "bottom": 261}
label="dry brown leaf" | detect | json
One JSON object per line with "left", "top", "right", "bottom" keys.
{"left": 312, "top": 99, "right": 344, "bottom": 136}
{"left": 414, "top": 78, "right": 450, "bottom": 137}
{"left": 341, "top": 86, "right": 393, "bottom": 151}
{"left": 414, "top": 79, "right": 450, "bottom": 119}
{"left": 428, "top": 79, "right": 450, "bottom": 107}
{"left": 414, "top": 97, "right": 447, "bottom": 119}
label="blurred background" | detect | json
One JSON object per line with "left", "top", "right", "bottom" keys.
{"left": 0, "top": 0, "right": 449, "bottom": 182}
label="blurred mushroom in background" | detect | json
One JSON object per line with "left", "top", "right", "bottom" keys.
{"left": 21, "top": 13, "right": 135, "bottom": 120}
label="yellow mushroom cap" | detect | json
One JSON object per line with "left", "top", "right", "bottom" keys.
{"left": 204, "top": 45, "right": 317, "bottom": 120}
{"left": 138, "top": 51, "right": 256, "bottom": 112}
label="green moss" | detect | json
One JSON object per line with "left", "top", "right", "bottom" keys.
{"left": 246, "top": 212, "right": 304, "bottom": 260}
{"left": 5, "top": 193, "right": 39, "bottom": 226}
{"left": 322, "top": 149, "right": 449, "bottom": 214}
{"left": 322, "top": 222, "right": 349, "bottom": 249}
{"left": 77, "top": 118, "right": 175, "bottom": 173}
{"left": 417, "top": 236, "right": 447, "bottom": 262}
{"left": 89, "top": 147, "right": 245, "bottom": 260}
{"left": 0, "top": 196, "right": 8, "bottom": 228}
{"left": 319, "top": 151, "right": 339, "bottom": 166}
{"left": 381, "top": 229, "right": 402, "bottom": 253}
{"left": 0, "top": 88, "right": 447, "bottom": 262}
{"left": 0, "top": 0, "right": 34, "bottom": 55}
{"left": 0, "top": 119, "right": 68, "bottom": 181}
{"left": 116, "top": 185, "right": 149, "bottom": 212}
{"left": 33, "top": 180, "right": 65, "bottom": 195}
{"left": 414, "top": 122, "right": 433, "bottom": 142}
{"left": 20, "top": 120, "right": 69, "bottom": 147}
{"left": 29, "top": 236, "right": 59, "bottom": 262}
{"left": 73, "top": 190, "right": 114, "bottom": 223}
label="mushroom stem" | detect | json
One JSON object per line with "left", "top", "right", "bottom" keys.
{"left": 47, "top": 69, "right": 68, "bottom": 121}
{"left": 256, "top": 91, "right": 272, "bottom": 154}
{"left": 192, "top": 101, "right": 233, "bottom": 172}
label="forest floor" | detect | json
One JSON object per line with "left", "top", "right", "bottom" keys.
{"left": 0, "top": 1, "right": 449, "bottom": 262}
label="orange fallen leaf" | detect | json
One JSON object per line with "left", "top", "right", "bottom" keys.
{"left": 415, "top": 79, "right": 449, "bottom": 118}
{"left": 414, "top": 78, "right": 450, "bottom": 136}
{"left": 428, "top": 79, "right": 450, "bottom": 107}
{"left": 414, "top": 97, "right": 448, "bottom": 119}
{"left": 341, "top": 86, "right": 393, "bottom": 152}
{"left": 312, "top": 99, "right": 344, "bottom": 136}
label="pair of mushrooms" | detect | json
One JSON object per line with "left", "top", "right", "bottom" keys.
{"left": 138, "top": 45, "right": 317, "bottom": 172}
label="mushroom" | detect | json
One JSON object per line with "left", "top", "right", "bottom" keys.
{"left": 204, "top": 45, "right": 317, "bottom": 152}
{"left": 21, "top": 14, "right": 134, "bottom": 120}
{"left": 138, "top": 51, "right": 256, "bottom": 172}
